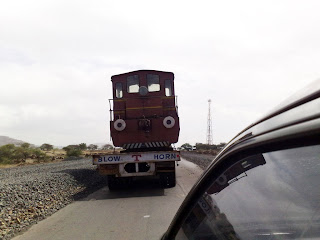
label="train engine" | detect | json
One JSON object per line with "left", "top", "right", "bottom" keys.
{"left": 110, "top": 70, "right": 180, "bottom": 151}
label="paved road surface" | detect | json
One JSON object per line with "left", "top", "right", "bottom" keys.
{"left": 13, "top": 159, "right": 203, "bottom": 240}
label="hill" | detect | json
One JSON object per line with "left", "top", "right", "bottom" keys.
{"left": 0, "top": 136, "right": 26, "bottom": 146}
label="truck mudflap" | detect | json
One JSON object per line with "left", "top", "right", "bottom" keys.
{"left": 92, "top": 151, "right": 180, "bottom": 165}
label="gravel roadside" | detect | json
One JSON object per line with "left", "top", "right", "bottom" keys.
{"left": 0, "top": 152, "right": 216, "bottom": 240}
{"left": 0, "top": 159, "right": 106, "bottom": 240}
{"left": 180, "top": 151, "right": 216, "bottom": 170}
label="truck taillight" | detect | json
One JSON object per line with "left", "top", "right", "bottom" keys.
{"left": 114, "top": 119, "right": 126, "bottom": 131}
{"left": 163, "top": 116, "right": 175, "bottom": 128}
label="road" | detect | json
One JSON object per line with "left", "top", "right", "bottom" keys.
{"left": 13, "top": 159, "right": 203, "bottom": 240}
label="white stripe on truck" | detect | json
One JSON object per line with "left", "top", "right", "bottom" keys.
{"left": 93, "top": 151, "right": 180, "bottom": 164}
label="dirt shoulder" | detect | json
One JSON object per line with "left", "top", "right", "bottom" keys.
{"left": 180, "top": 151, "right": 217, "bottom": 170}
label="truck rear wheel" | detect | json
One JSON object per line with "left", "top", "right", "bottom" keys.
{"left": 107, "top": 175, "right": 119, "bottom": 191}
{"left": 160, "top": 172, "right": 176, "bottom": 188}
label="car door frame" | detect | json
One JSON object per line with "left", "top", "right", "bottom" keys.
{"left": 162, "top": 90, "right": 320, "bottom": 240}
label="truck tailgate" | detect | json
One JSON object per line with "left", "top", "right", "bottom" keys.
{"left": 93, "top": 151, "right": 180, "bottom": 165}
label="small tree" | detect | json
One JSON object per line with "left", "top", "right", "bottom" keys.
{"left": 0, "top": 144, "right": 16, "bottom": 163}
{"left": 66, "top": 148, "right": 82, "bottom": 157}
{"left": 40, "top": 143, "right": 53, "bottom": 152}
{"left": 181, "top": 143, "right": 192, "bottom": 150}
{"left": 102, "top": 144, "right": 113, "bottom": 150}
{"left": 88, "top": 144, "right": 98, "bottom": 151}
{"left": 32, "top": 149, "right": 48, "bottom": 163}
{"left": 15, "top": 147, "right": 30, "bottom": 162}
{"left": 79, "top": 143, "right": 87, "bottom": 150}
{"left": 195, "top": 143, "right": 218, "bottom": 150}
{"left": 21, "top": 143, "right": 31, "bottom": 149}
{"left": 62, "top": 146, "right": 70, "bottom": 152}
{"left": 63, "top": 145, "right": 83, "bottom": 157}
{"left": 14, "top": 143, "right": 32, "bottom": 162}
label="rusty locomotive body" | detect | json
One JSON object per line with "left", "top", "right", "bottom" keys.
{"left": 110, "top": 70, "right": 180, "bottom": 150}
{"left": 93, "top": 70, "right": 180, "bottom": 189}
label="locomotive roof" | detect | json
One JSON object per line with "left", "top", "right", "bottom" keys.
{"left": 111, "top": 70, "right": 174, "bottom": 81}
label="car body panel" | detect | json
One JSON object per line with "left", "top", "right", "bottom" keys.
{"left": 162, "top": 79, "right": 320, "bottom": 239}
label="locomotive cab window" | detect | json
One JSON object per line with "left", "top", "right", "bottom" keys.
{"left": 115, "top": 82, "right": 123, "bottom": 98}
{"left": 165, "top": 80, "right": 173, "bottom": 96}
{"left": 147, "top": 74, "right": 160, "bottom": 92}
{"left": 127, "top": 75, "right": 139, "bottom": 93}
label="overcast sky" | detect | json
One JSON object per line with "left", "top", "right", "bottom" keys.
{"left": 1, "top": 0, "right": 320, "bottom": 147}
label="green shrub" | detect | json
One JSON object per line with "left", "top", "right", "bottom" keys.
{"left": 31, "top": 148, "right": 49, "bottom": 163}
{"left": 0, "top": 144, "right": 16, "bottom": 164}
{"left": 66, "top": 148, "right": 82, "bottom": 157}
{"left": 0, "top": 144, "right": 50, "bottom": 164}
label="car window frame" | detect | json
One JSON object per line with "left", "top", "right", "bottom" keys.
{"left": 162, "top": 115, "right": 320, "bottom": 239}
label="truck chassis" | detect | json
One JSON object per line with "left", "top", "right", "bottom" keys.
{"left": 93, "top": 151, "right": 180, "bottom": 190}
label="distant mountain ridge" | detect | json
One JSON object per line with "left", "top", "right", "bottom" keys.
{"left": 0, "top": 136, "right": 26, "bottom": 146}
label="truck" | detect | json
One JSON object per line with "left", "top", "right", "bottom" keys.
{"left": 93, "top": 70, "right": 181, "bottom": 190}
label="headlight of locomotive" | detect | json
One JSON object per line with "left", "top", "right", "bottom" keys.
{"left": 163, "top": 116, "right": 175, "bottom": 128}
{"left": 114, "top": 119, "right": 126, "bottom": 131}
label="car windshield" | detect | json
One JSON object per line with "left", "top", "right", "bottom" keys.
{"left": 177, "top": 145, "right": 320, "bottom": 240}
